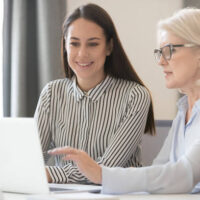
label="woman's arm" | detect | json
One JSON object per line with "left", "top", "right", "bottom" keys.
{"left": 49, "top": 139, "right": 200, "bottom": 194}
{"left": 96, "top": 86, "right": 150, "bottom": 167}
{"left": 34, "top": 83, "right": 52, "bottom": 154}
{"left": 49, "top": 147, "right": 102, "bottom": 184}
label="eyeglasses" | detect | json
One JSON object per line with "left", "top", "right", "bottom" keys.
{"left": 154, "top": 43, "right": 197, "bottom": 62}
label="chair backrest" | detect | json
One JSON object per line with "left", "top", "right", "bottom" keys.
{"left": 141, "top": 120, "right": 172, "bottom": 166}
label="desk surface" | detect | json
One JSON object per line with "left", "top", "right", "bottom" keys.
{"left": 2, "top": 192, "right": 200, "bottom": 200}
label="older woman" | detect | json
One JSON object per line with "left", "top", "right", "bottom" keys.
{"left": 49, "top": 8, "right": 200, "bottom": 194}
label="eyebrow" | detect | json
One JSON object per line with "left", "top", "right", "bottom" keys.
{"left": 69, "top": 37, "right": 101, "bottom": 41}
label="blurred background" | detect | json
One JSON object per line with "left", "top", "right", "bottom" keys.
{"left": 1, "top": 0, "right": 200, "bottom": 119}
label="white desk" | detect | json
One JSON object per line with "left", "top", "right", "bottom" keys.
{"left": 2, "top": 192, "right": 200, "bottom": 200}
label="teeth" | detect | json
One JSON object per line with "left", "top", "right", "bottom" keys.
{"left": 78, "top": 63, "right": 91, "bottom": 66}
{"left": 78, "top": 63, "right": 91, "bottom": 67}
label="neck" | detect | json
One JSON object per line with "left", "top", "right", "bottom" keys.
{"left": 182, "top": 87, "right": 200, "bottom": 124}
{"left": 77, "top": 74, "right": 106, "bottom": 92}
{"left": 182, "top": 86, "right": 200, "bottom": 110}
{"left": 187, "top": 94, "right": 200, "bottom": 111}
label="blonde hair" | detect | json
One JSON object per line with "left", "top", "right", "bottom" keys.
{"left": 158, "top": 7, "right": 200, "bottom": 45}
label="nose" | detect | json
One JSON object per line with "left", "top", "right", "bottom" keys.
{"left": 77, "top": 45, "right": 89, "bottom": 58}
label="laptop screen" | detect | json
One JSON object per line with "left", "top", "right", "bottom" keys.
{"left": 0, "top": 118, "right": 49, "bottom": 194}
{"left": 0, "top": 118, "right": 102, "bottom": 195}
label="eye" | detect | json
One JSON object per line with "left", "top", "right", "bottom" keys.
{"left": 88, "top": 42, "right": 99, "bottom": 47}
{"left": 70, "top": 42, "right": 80, "bottom": 47}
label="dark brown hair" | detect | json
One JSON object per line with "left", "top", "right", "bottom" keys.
{"left": 61, "top": 3, "right": 155, "bottom": 135}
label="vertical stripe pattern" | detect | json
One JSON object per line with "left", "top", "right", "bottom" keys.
{"left": 34, "top": 76, "right": 150, "bottom": 183}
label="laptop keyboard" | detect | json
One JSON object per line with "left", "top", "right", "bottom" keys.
{"left": 49, "top": 186, "right": 74, "bottom": 192}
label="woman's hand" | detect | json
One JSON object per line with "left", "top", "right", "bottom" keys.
{"left": 45, "top": 167, "right": 52, "bottom": 183}
{"left": 48, "top": 147, "right": 102, "bottom": 184}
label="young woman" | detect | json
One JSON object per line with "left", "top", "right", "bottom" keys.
{"left": 49, "top": 7, "right": 200, "bottom": 193}
{"left": 34, "top": 4, "right": 155, "bottom": 184}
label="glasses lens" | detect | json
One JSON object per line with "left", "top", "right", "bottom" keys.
{"left": 162, "top": 45, "right": 171, "bottom": 60}
{"left": 154, "top": 49, "right": 161, "bottom": 62}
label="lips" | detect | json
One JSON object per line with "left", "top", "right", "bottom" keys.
{"left": 76, "top": 62, "right": 93, "bottom": 68}
{"left": 164, "top": 71, "right": 173, "bottom": 78}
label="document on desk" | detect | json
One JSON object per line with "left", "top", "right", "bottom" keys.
{"left": 27, "top": 192, "right": 119, "bottom": 200}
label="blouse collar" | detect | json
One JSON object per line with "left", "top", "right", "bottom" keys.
{"left": 70, "top": 76, "right": 115, "bottom": 102}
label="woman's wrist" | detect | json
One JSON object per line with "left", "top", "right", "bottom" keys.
{"left": 96, "top": 165, "right": 102, "bottom": 184}
{"left": 45, "top": 167, "right": 52, "bottom": 183}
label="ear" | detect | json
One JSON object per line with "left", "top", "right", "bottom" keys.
{"left": 106, "top": 38, "right": 113, "bottom": 56}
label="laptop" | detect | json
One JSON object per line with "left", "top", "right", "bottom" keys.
{"left": 0, "top": 118, "right": 101, "bottom": 194}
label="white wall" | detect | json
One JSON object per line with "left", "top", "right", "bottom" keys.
{"left": 67, "top": 0, "right": 183, "bottom": 120}
{"left": 0, "top": 0, "right": 3, "bottom": 117}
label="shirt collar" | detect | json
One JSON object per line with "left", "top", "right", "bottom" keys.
{"left": 71, "top": 76, "right": 114, "bottom": 102}
{"left": 177, "top": 95, "right": 200, "bottom": 112}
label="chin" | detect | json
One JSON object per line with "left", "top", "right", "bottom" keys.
{"left": 165, "top": 84, "right": 174, "bottom": 89}
{"left": 165, "top": 81, "right": 178, "bottom": 89}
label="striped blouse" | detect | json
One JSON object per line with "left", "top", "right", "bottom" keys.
{"left": 34, "top": 75, "right": 150, "bottom": 183}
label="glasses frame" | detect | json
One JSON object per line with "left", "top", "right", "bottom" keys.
{"left": 154, "top": 43, "right": 197, "bottom": 62}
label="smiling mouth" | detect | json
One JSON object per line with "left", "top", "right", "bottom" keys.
{"left": 76, "top": 62, "right": 93, "bottom": 68}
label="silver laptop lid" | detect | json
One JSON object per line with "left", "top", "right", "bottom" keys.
{"left": 0, "top": 118, "right": 49, "bottom": 194}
